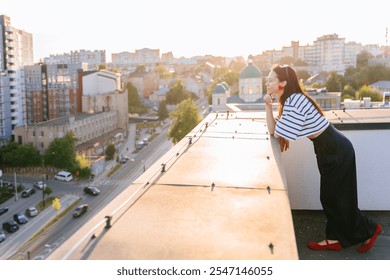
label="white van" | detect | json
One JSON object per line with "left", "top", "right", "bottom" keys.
{"left": 54, "top": 171, "right": 73, "bottom": 182}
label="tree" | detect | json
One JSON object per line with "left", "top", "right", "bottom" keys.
{"left": 228, "top": 58, "right": 246, "bottom": 73}
{"left": 166, "top": 80, "right": 190, "bottom": 105}
{"left": 126, "top": 82, "right": 147, "bottom": 114}
{"left": 155, "top": 65, "right": 172, "bottom": 79}
{"left": 326, "top": 72, "right": 343, "bottom": 92}
{"left": 44, "top": 132, "right": 79, "bottom": 172}
{"left": 356, "top": 51, "right": 374, "bottom": 69}
{"left": 342, "top": 84, "right": 356, "bottom": 100}
{"left": 168, "top": 98, "right": 201, "bottom": 144}
{"left": 105, "top": 144, "right": 116, "bottom": 160}
{"left": 0, "top": 143, "right": 41, "bottom": 167}
{"left": 355, "top": 85, "right": 382, "bottom": 102}
{"left": 296, "top": 70, "right": 311, "bottom": 82}
{"left": 158, "top": 100, "right": 169, "bottom": 120}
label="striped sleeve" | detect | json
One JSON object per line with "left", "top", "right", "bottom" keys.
{"left": 275, "top": 94, "right": 329, "bottom": 141}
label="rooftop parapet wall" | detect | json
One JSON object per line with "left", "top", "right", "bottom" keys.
{"left": 50, "top": 111, "right": 298, "bottom": 260}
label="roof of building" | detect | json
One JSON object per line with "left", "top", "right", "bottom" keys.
{"left": 239, "top": 62, "right": 262, "bottom": 79}
{"left": 48, "top": 108, "right": 390, "bottom": 261}
{"left": 49, "top": 111, "right": 298, "bottom": 260}
{"left": 370, "top": 80, "right": 390, "bottom": 89}
{"left": 213, "top": 83, "right": 228, "bottom": 94}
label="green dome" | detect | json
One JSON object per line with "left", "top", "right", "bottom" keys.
{"left": 221, "top": 82, "right": 230, "bottom": 91}
{"left": 213, "top": 83, "right": 227, "bottom": 94}
{"left": 239, "top": 63, "right": 262, "bottom": 79}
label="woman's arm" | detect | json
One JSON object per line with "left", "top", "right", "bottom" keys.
{"left": 264, "top": 94, "right": 279, "bottom": 138}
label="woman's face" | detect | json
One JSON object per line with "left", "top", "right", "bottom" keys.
{"left": 265, "top": 71, "right": 281, "bottom": 94}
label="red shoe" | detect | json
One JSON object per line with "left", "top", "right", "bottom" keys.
{"left": 357, "top": 224, "right": 382, "bottom": 253}
{"left": 307, "top": 240, "right": 342, "bottom": 251}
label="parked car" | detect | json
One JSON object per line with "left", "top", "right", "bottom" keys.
{"left": 25, "top": 207, "right": 39, "bottom": 217}
{"left": 83, "top": 186, "right": 100, "bottom": 196}
{"left": 21, "top": 188, "right": 36, "bottom": 198}
{"left": 14, "top": 213, "right": 29, "bottom": 224}
{"left": 0, "top": 207, "right": 8, "bottom": 216}
{"left": 73, "top": 204, "right": 88, "bottom": 218}
{"left": 136, "top": 141, "right": 144, "bottom": 150}
{"left": 0, "top": 230, "right": 6, "bottom": 243}
{"left": 54, "top": 171, "right": 73, "bottom": 182}
{"left": 2, "top": 220, "right": 19, "bottom": 233}
{"left": 33, "top": 181, "right": 47, "bottom": 190}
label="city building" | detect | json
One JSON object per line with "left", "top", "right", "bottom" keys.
{"left": 43, "top": 49, "right": 106, "bottom": 71}
{"left": 24, "top": 62, "right": 87, "bottom": 124}
{"left": 255, "top": 34, "right": 369, "bottom": 75}
{"left": 17, "top": 68, "right": 128, "bottom": 155}
{"left": 111, "top": 48, "right": 160, "bottom": 71}
{"left": 212, "top": 61, "right": 263, "bottom": 111}
{"left": 238, "top": 61, "right": 263, "bottom": 102}
{"left": 14, "top": 111, "right": 118, "bottom": 156}
{"left": 0, "top": 15, "right": 33, "bottom": 145}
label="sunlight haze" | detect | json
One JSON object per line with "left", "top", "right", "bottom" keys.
{"left": 2, "top": 0, "right": 389, "bottom": 62}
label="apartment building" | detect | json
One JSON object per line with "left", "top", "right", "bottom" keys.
{"left": 0, "top": 15, "right": 33, "bottom": 145}
{"left": 16, "top": 68, "right": 128, "bottom": 155}
{"left": 24, "top": 62, "right": 87, "bottom": 124}
{"left": 43, "top": 49, "right": 106, "bottom": 70}
{"left": 111, "top": 48, "right": 160, "bottom": 71}
{"left": 255, "top": 34, "right": 366, "bottom": 75}
{"left": 14, "top": 111, "right": 118, "bottom": 156}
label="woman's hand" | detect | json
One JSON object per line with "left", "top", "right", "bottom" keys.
{"left": 264, "top": 93, "right": 275, "bottom": 106}
{"left": 279, "top": 137, "right": 289, "bottom": 152}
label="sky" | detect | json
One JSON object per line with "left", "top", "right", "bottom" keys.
{"left": 2, "top": 0, "right": 390, "bottom": 63}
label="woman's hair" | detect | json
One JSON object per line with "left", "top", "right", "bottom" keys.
{"left": 271, "top": 64, "right": 324, "bottom": 116}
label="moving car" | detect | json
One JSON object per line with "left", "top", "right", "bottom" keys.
{"left": 0, "top": 230, "right": 6, "bottom": 243}
{"left": 73, "top": 204, "right": 88, "bottom": 218}
{"left": 2, "top": 220, "right": 19, "bottom": 233}
{"left": 25, "top": 207, "right": 39, "bottom": 217}
{"left": 0, "top": 207, "right": 8, "bottom": 216}
{"left": 54, "top": 171, "right": 73, "bottom": 182}
{"left": 83, "top": 186, "right": 100, "bottom": 196}
{"left": 33, "top": 181, "right": 47, "bottom": 190}
{"left": 21, "top": 188, "right": 36, "bottom": 198}
{"left": 13, "top": 213, "right": 29, "bottom": 224}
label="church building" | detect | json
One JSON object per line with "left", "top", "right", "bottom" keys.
{"left": 212, "top": 60, "right": 263, "bottom": 111}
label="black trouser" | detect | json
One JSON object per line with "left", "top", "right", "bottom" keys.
{"left": 311, "top": 124, "right": 377, "bottom": 247}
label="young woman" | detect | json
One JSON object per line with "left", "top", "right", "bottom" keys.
{"left": 264, "top": 64, "right": 381, "bottom": 252}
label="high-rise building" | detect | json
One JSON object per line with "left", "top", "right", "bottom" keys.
{"left": 0, "top": 15, "right": 33, "bottom": 145}
{"left": 24, "top": 62, "right": 87, "bottom": 124}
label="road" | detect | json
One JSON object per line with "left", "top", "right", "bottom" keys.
{"left": 1, "top": 127, "right": 173, "bottom": 260}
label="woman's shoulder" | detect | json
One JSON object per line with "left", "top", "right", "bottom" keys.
{"left": 285, "top": 93, "right": 307, "bottom": 105}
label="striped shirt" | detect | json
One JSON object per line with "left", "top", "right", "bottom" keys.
{"left": 275, "top": 93, "right": 329, "bottom": 141}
